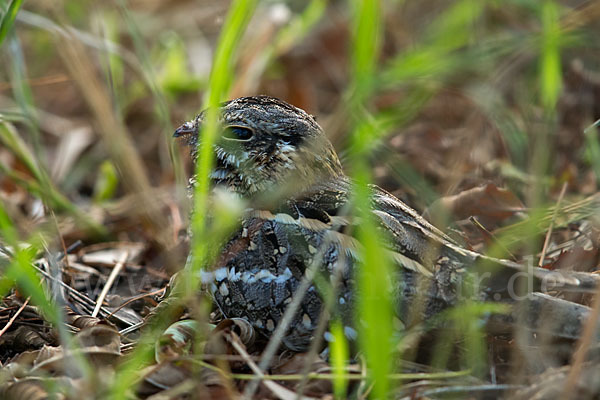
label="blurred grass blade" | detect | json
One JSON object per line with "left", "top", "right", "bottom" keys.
{"left": 16, "top": 9, "right": 140, "bottom": 69}
{"left": 348, "top": 1, "right": 395, "bottom": 399}
{"left": 0, "top": 118, "right": 43, "bottom": 183}
{"left": 97, "top": 11, "right": 126, "bottom": 110}
{"left": 539, "top": 0, "right": 562, "bottom": 111}
{"left": 110, "top": 2, "right": 257, "bottom": 399}
{"left": 275, "top": 0, "right": 328, "bottom": 53}
{"left": 57, "top": 34, "right": 152, "bottom": 195}
{"left": 355, "top": 172, "right": 395, "bottom": 400}
{"left": 349, "top": 0, "right": 381, "bottom": 101}
{"left": 583, "top": 119, "right": 600, "bottom": 186}
{"left": 232, "top": 0, "right": 328, "bottom": 95}
{"left": 116, "top": 0, "right": 171, "bottom": 124}
{"left": 6, "top": 33, "right": 43, "bottom": 168}
{"left": 381, "top": 0, "right": 485, "bottom": 87}
{"left": 0, "top": 119, "right": 107, "bottom": 236}
{"left": 93, "top": 160, "right": 119, "bottom": 203}
{"left": 0, "top": 201, "right": 59, "bottom": 324}
{"left": 0, "top": 0, "right": 23, "bottom": 46}
{"left": 114, "top": 0, "right": 186, "bottom": 188}
{"left": 330, "top": 320, "right": 349, "bottom": 399}
{"left": 157, "top": 33, "right": 202, "bottom": 95}
{"left": 427, "top": 0, "right": 483, "bottom": 49}
{"left": 430, "top": 302, "right": 510, "bottom": 373}
{"left": 55, "top": 23, "right": 172, "bottom": 240}
{"left": 0, "top": 196, "right": 19, "bottom": 248}
{"left": 3, "top": 30, "right": 107, "bottom": 237}
{"left": 189, "top": 0, "right": 258, "bottom": 278}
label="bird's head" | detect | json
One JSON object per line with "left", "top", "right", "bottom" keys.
{"left": 174, "top": 96, "right": 343, "bottom": 197}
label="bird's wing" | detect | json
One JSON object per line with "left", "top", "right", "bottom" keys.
{"left": 285, "top": 178, "right": 461, "bottom": 269}
{"left": 286, "top": 178, "right": 600, "bottom": 293}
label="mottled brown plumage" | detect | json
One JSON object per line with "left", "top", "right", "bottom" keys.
{"left": 175, "top": 96, "right": 599, "bottom": 351}
{"left": 174, "top": 96, "right": 344, "bottom": 197}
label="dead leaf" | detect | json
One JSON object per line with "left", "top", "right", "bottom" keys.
{"left": 425, "top": 183, "right": 525, "bottom": 227}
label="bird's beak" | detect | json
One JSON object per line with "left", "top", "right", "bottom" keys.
{"left": 173, "top": 121, "right": 197, "bottom": 139}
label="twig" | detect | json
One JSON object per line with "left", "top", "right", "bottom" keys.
{"left": 538, "top": 182, "right": 568, "bottom": 267}
{"left": 49, "top": 208, "right": 71, "bottom": 269}
{"left": 468, "top": 216, "right": 516, "bottom": 260}
{"left": 186, "top": 355, "right": 469, "bottom": 382}
{"left": 241, "top": 242, "right": 329, "bottom": 399}
{"left": 118, "top": 321, "right": 144, "bottom": 336}
{"left": 561, "top": 277, "right": 600, "bottom": 398}
{"left": 296, "top": 250, "right": 348, "bottom": 397}
{"left": 92, "top": 251, "right": 128, "bottom": 318}
{"left": 0, "top": 297, "right": 30, "bottom": 338}
{"left": 105, "top": 287, "right": 165, "bottom": 320}
{"left": 229, "top": 332, "right": 318, "bottom": 400}
{"left": 415, "top": 384, "right": 524, "bottom": 399}
{"left": 231, "top": 370, "right": 469, "bottom": 382}
{"left": 168, "top": 202, "right": 184, "bottom": 244}
{"left": 57, "top": 240, "right": 83, "bottom": 261}
{"left": 33, "top": 262, "right": 105, "bottom": 314}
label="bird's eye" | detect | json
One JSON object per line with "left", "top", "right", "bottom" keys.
{"left": 222, "top": 126, "right": 254, "bottom": 141}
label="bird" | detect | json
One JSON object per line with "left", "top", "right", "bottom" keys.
{"left": 174, "top": 95, "right": 599, "bottom": 351}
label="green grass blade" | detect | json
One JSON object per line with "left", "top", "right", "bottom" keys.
{"left": 584, "top": 120, "right": 600, "bottom": 186}
{"left": 348, "top": 1, "right": 395, "bottom": 398}
{"left": 109, "top": 3, "right": 257, "bottom": 398}
{"left": 189, "top": 0, "right": 258, "bottom": 281}
{"left": 0, "top": 201, "right": 59, "bottom": 324}
{"left": 0, "top": 0, "right": 23, "bottom": 46}
{"left": 330, "top": 320, "right": 350, "bottom": 399}
{"left": 539, "top": 0, "right": 562, "bottom": 111}
{"left": 349, "top": 0, "right": 381, "bottom": 102}
{"left": 0, "top": 119, "right": 107, "bottom": 236}
{"left": 275, "top": 0, "right": 328, "bottom": 53}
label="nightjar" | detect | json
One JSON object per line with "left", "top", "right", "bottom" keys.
{"left": 174, "top": 96, "right": 599, "bottom": 351}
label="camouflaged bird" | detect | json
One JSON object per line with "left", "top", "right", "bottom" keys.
{"left": 174, "top": 96, "right": 599, "bottom": 351}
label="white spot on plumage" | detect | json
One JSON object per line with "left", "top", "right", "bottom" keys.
{"left": 229, "top": 267, "right": 241, "bottom": 281}
{"left": 302, "top": 313, "right": 312, "bottom": 328}
{"left": 219, "top": 282, "right": 229, "bottom": 296}
{"left": 256, "top": 269, "right": 275, "bottom": 283}
{"left": 214, "top": 267, "right": 228, "bottom": 282}
{"left": 226, "top": 153, "right": 240, "bottom": 167}
{"left": 274, "top": 268, "right": 292, "bottom": 283}
{"left": 210, "top": 169, "right": 229, "bottom": 180}
{"left": 279, "top": 144, "right": 295, "bottom": 154}
{"left": 240, "top": 271, "right": 254, "bottom": 284}
{"left": 199, "top": 270, "right": 214, "bottom": 282}
{"left": 344, "top": 326, "right": 357, "bottom": 340}
{"left": 266, "top": 319, "right": 275, "bottom": 331}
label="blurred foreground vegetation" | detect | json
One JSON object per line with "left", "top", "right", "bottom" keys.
{"left": 1, "top": 0, "right": 600, "bottom": 399}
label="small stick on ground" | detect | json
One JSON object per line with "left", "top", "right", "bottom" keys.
{"left": 0, "top": 297, "right": 30, "bottom": 338}
{"left": 538, "top": 182, "right": 568, "bottom": 267}
{"left": 106, "top": 287, "right": 165, "bottom": 320}
{"left": 92, "top": 251, "right": 128, "bottom": 318}
{"left": 469, "top": 216, "right": 516, "bottom": 260}
{"left": 229, "top": 332, "right": 317, "bottom": 400}
{"left": 561, "top": 278, "right": 600, "bottom": 399}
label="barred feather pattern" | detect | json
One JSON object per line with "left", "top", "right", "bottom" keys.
{"left": 175, "top": 96, "right": 600, "bottom": 351}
